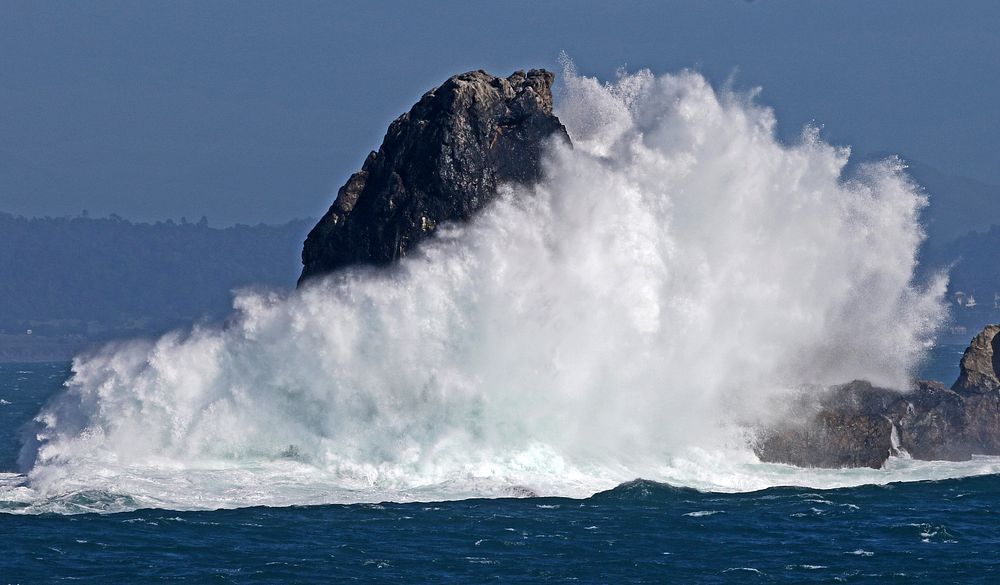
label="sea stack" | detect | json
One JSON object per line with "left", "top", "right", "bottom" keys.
{"left": 299, "top": 69, "right": 570, "bottom": 284}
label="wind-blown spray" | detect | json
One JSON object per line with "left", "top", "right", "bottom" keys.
{"left": 8, "top": 64, "right": 950, "bottom": 512}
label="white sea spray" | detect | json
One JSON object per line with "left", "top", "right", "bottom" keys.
{"left": 9, "top": 62, "right": 954, "bottom": 513}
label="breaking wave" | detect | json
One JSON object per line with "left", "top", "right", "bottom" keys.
{"left": 4, "top": 62, "right": 955, "bottom": 513}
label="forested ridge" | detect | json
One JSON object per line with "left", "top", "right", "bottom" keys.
{"left": 0, "top": 212, "right": 312, "bottom": 359}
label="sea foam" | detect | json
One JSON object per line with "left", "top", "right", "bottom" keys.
{"left": 8, "top": 62, "right": 953, "bottom": 513}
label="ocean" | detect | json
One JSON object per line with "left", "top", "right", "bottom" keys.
{"left": 5, "top": 66, "right": 997, "bottom": 582}
{"left": 4, "top": 346, "right": 1000, "bottom": 583}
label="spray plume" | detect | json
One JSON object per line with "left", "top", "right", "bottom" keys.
{"left": 6, "top": 63, "right": 951, "bottom": 513}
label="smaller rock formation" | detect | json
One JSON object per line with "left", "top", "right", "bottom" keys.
{"left": 754, "top": 324, "right": 1000, "bottom": 468}
{"left": 753, "top": 382, "right": 898, "bottom": 469}
{"left": 952, "top": 324, "right": 1000, "bottom": 394}
{"left": 299, "top": 69, "right": 570, "bottom": 284}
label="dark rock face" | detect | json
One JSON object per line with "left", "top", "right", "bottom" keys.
{"left": 299, "top": 69, "right": 569, "bottom": 284}
{"left": 753, "top": 382, "right": 898, "bottom": 469}
{"left": 952, "top": 324, "right": 1000, "bottom": 394}
{"left": 754, "top": 324, "right": 1000, "bottom": 468}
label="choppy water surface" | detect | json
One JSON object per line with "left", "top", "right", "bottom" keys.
{"left": 4, "top": 476, "right": 999, "bottom": 583}
{"left": 4, "top": 354, "right": 1000, "bottom": 583}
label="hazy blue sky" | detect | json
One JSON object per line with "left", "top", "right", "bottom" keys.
{"left": 2, "top": 0, "right": 998, "bottom": 225}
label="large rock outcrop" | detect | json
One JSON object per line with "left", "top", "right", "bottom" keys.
{"left": 754, "top": 324, "right": 1000, "bottom": 468}
{"left": 299, "top": 69, "right": 569, "bottom": 284}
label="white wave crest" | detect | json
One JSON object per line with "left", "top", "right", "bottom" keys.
{"left": 9, "top": 63, "right": 951, "bottom": 513}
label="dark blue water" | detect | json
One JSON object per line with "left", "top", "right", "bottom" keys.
{"left": 4, "top": 348, "right": 1000, "bottom": 583}
{"left": 4, "top": 477, "right": 1000, "bottom": 583}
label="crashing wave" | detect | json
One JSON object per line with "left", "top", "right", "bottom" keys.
{"left": 6, "top": 61, "right": 952, "bottom": 513}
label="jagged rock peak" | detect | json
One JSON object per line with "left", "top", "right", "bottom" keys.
{"left": 299, "top": 68, "right": 570, "bottom": 284}
{"left": 952, "top": 324, "right": 1000, "bottom": 394}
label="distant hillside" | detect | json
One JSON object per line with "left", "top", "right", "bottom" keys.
{"left": 860, "top": 153, "right": 1000, "bottom": 243}
{"left": 843, "top": 154, "right": 1000, "bottom": 340}
{"left": 908, "top": 159, "right": 1000, "bottom": 243}
{"left": 2, "top": 152, "right": 999, "bottom": 360}
{"left": 922, "top": 224, "right": 1000, "bottom": 339}
{"left": 0, "top": 213, "right": 313, "bottom": 361}
{"left": 885, "top": 156, "right": 1000, "bottom": 338}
